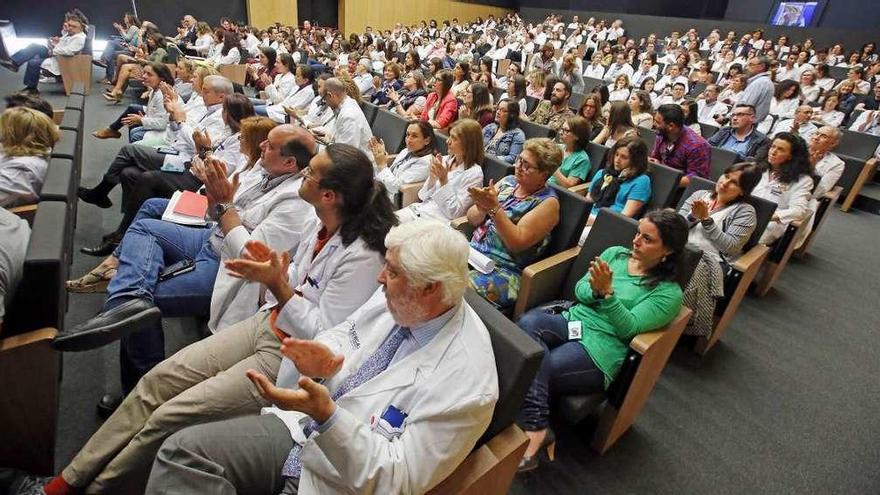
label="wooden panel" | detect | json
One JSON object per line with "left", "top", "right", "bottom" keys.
{"left": 248, "top": 0, "right": 298, "bottom": 29}
{"left": 340, "top": 0, "right": 510, "bottom": 37}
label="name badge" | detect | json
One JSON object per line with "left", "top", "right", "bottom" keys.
{"left": 371, "top": 405, "right": 407, "bottom": 440}
{"left": 568, "top": 321, "right": 583, "bottom": 340}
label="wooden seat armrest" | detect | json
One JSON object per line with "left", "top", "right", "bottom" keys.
{"left": 8, "top": 203, "right": 38, "bottom": 224}
{"left": 733, "top": 245, "right": 770, "bottom": 273}
{"left": 399, "top": 181, "right": 425, "bottom": 208}
{"left": 569, "top": 182, "right": 589, "bottom": 196}
{"left": 513, "top": 246, "right": 581, "bottom": 318}
{"left": 630, "top": 307, "right": 692, "bottom": 355}
{"left": 824, "top": 186, "right": 843, "bottom": 203}
{"left": 53, "top": 109, "right": 65, "bottom": 125}
{"left": 450, "top": 216, "right": 476, "bottom": 240}
{"left": 0, "top": 328, "right": 58, "bottom": 351}
{"left": 427, "top": 424, "right": 527, "bottom": 495}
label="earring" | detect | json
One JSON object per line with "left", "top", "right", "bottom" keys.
{"left": 662, "top": 255, "right": 667, "bottom": 262}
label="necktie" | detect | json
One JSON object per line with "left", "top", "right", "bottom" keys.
{"left": 282, "top": 325, "right": 410, "bottom": 478}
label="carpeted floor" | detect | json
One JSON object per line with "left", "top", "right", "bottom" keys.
{"left": 2, "top": 67, "right": 879, "bottom": 494}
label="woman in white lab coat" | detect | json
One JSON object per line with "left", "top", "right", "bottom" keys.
{"left": 369, "top": 120, "right": 436, "bottom": 205}
{"left": 397, "top": 118, "right": 485, "bottom": 222}
{"left": 751, "top": 132, "right": 814, "bottom": 244}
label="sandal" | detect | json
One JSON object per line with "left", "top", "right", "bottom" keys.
{"left": 66, "top": 266, "right": 117, "bottom": 293}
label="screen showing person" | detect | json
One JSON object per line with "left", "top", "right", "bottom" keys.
{"left": 769, "top": 2, "right": 819, "bottom": 27}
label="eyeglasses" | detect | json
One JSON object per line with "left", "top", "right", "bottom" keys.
{"left": 514, "top": 156, "right": 540, "bottom": 173}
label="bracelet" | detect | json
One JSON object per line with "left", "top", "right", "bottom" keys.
{"left": 487, "top": 206, "right": 500, "bottom": 217}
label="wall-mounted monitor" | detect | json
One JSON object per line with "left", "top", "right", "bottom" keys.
{"left": 767, "top": 1, "right": 828, "bottom": 27}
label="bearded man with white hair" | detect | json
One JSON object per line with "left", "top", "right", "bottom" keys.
{"left": 146, "top": 219, "right": 500, "bottom": 495}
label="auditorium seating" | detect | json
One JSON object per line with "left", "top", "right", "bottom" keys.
{"left": 646, "top": 162, "right": 683, "bottom": 209}
{"left": 428, "top": 290, "right": 543, "bottom": 494}
{"left": 708, "top": 146, "right": 740, "bottom": 181}
{"left": 56, "top": 24, "right": 95, "bottom": 96}
{"left": 794, "top": 185, "right": 844, "bottom": 258}
{"left": 676, "top": 177, "right": 777, "bottom": 354}
{"left": 513, "top": 208, "right": 696, "bottom": 452}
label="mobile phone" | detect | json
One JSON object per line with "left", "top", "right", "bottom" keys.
{"left": 159, "top": 259, "right": 196, "bottom": 281}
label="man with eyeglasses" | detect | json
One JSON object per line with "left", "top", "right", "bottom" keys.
{"left": 708, "top": 103, "right": 769, "bottom": 161}
{"left": 772, "top": 104, "right": 818, "bottom": 141}
{"left": 794, "top": 126, "right": 845, "bottom": 249}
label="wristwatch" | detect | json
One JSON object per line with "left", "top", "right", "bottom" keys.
{"left": 213, "top": 202, "right": 235, "bottom": 220}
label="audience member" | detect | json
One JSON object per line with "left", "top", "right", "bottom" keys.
{"left": 550, "top": 116, "right": 592, "bottom": 187}
{"left": 528, "top": 80, "right": 575, "bottom": 134}
{"left": 146, "top": 219, "right": 497, "bottom": 494}
{"left": 751, "top": 132, "right": 814, "bottom": 244}
{"left": 94, "top": 62, "right": 178, "bottom": 142}
{"left": 707, "top": 103, "right": 769, "bottom": 161}
{"left": 42, "top": 144, "right": 396, "bottom": 494}
{"left": 739, "top": 56, "right": 775, "bottom": 122}
{"left": 772, "top": 104, "right": 818, "bottom": 140}
{"left": 0, "top": 15, "right": 87, "bottom": 94}
{"left": 650, "top": 104, "right": 711, "bottom": 185}
{"left": 678, "top": 162, "right": 761, "bottom": 336}
{"left": 483, "top": 98, "right": 526, "bottom": 164}
{"left": 0, "top": 107, "right": 59, "bottom": 207}
{"left": 369, "top": 120, "right": 436, "bottom": 203}
{"left": 516, "top": 209, "right": 687, "bottom": 472}
{"left": 421, "top": 69, "right": 459, "bottom": 129}
{"left": 398, "top": 119, "right": 484, "bottom": 222}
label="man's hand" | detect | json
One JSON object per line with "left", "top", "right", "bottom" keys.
{"left": 246, "top": 371, "right": 336, "bottom": 423}
{"left": 280, "top": 338, "right": 345, "bottom": 378}
{"left": 225, "top": 246, "right": 289, "bottom": 288}
{"left": 202, "top": 157, "right": 238, "bottom": 203}
{"left": 192, "top": 129, "right": 212, "bottom": 152}
{"left": 165, "top": 93, "right": 187, "bottom": 122}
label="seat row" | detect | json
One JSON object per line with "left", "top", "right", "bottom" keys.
{"left": 0, "top": 81, "right": 86, "bottom": 474}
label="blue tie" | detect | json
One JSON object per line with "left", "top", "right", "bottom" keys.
{"left": 282, "top": 325, "right": 410, "bottom": 478}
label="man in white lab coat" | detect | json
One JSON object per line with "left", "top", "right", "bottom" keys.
{"left": 146, "top": 219, "right": 499, "bottom": 495}
{"left": 313, "top": 77, "right": 374, "bottom": 161}
{"left": 0, "top": 16, "right": 86, "bottom": 94}
{"left": 37, "top": 144, "right": 396, "bottom": 495}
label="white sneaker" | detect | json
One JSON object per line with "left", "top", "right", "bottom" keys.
{"left": 38, "top": 75, "right": 54, "bottom": 83}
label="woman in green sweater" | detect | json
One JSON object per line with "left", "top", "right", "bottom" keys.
{"left": 516, "top": 209, "right": 688, "bottom": 472}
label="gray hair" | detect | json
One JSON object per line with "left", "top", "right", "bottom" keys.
{"left": 384, "top": 220, "right": 470, "bottom": 306}
{"left": 820, "top": 125, "right": 842, "bottom": 144}
{"left": 202, "top": 75, "right": 234, "bottom": 96}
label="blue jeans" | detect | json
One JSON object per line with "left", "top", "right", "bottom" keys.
{"left": 106, "top": 198, "right": 219, "bottom": 392}
{"left": 11, "top": 43, "right": 50, "bottom": 89}
{"left": 516, "top": 308, "right": 606, "bottom": 431}
{"left": 101, "top": 38, "right": 128, "bottom": 79}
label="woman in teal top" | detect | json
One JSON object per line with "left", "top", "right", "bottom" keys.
{"left": 579, "top": 135, "right": 652, "bottom": 245}
{"left": 549, "top": 116, "right": 592, "bottom": 188}
{"left": 467, "top": 138, "right": 562, "bottom": 309}
{"left": 515, "top": 209, "right": 688, "bottom": 472}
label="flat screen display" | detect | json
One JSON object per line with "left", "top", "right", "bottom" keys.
{"left": 768, "top": 2, "right": 822, "bottom": 27}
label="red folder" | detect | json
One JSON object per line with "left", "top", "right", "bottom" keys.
{"left": 173, "top": 191, "right": 208, "bottom": 218}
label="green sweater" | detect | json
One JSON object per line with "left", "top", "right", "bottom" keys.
{"left": 563, "top": 246, "right": 683, "bottom": 388}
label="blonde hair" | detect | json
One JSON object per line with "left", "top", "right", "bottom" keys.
{"left": 384, "top": 219, "right": 470, "bottom": 306}
{"left": 449, "top": 118, "right": 485, "bottom": 167}
{"left": 239, "top": 116, "right": 278, "bottom": 169}
{"left": 335, "top": 72, "right": 364, "bottom": 103}
{"left": 522, "top": 137, "right": 564, "bottom": 176}
{"left": 193, "top": 65, "right": 220, "bottom": 92}
{"left": 0, "top": 107, "right": 59, "bottom": 158}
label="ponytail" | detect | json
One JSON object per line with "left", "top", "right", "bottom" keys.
{"left": 320, "top": 144, "right": 399, "bottom": 253}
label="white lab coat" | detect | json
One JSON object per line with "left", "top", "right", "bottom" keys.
{"left": 161, "top": 103, "right": 231, "bottom": 170}
{"left": 267, "top": 288, "right": 499, "bottom": 495}
{"left": 301, "top": 97, "right": 334, "bottom": 127}
{"left": 266, "top": 83, "right": 315, "bottom": 123}
{"left": 753, "top": 171, "right": 813, "bottom": 244}
{"left": 324, "top": 96, "right": 374, "bottom": 160}
{"left": 138, "top": 90, "right": 178, "bottom": 142}
{"left": 375, "top": 150, "right": 433, "bottom": 199}
{"left": 400, "top": 158, "right": 483, "bottom": 222}
{"left": 40, "top": 31, "right": 86, "bottom": 75}
{"left": 266, "top": 216, "right": 385, "bottom": 340}
{"left": 795, "top": 152, "right": 844, "bottom": 248}
{"left": 208, "top": 174, "right": 315, "bottom": 332}
{"left": 264, "top": 71, "right": 297, "bottom": 104}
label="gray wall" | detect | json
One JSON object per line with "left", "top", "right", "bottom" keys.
{"left": 519, "top": 7, "right": 878, "bottom": 51}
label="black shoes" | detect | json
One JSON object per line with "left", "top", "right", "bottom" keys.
{"left": 52, "top": 299, "right": 161, "bottom": 352}
{"left": 97, "top": 393, "right": 123, "bottom": 420}
{"left": 78, "top": 186, "right": 113, "bottom": 209}
{"left": 80, "top": 232, "right": 122, "bottom": 257}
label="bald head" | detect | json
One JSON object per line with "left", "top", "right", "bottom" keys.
{"left": 260, "top": 124, "right": 317, "bottom": 176}
{"left": 794, "top": 105, "right": 814, "bottom": 122}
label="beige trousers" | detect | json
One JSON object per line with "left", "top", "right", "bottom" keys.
{"left": 62, "top": 311, "right": 282, "bottom": 494}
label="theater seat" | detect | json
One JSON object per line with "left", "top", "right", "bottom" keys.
{"left": 359, "top": 100, "right": 380, "bottom": 127}
{"left": 519, "top": 119, "right": 555, "bottom": 140}
{"left": 838, "top": 157, "right": 877, "bottom": 212}
{"left": 56, "top": 24, "right": 94, "bottom": 96}
{"left": 794, "top": 186, "right": 844, "bottom": 258}
{"left": 754, "top": 211, "right": 814, "bottom": 297}
{"left": 372, "top": 109, "right": 408, "bottom": 153}
{"left": 675, "top": 177, "right": 777, "bottom": 354}
{"left": 515, "top": 209, "right": 697, "bottom": 452}
{"left": 217, "top": 64, "right": 247, "bottom": 85}
{"left": 0, "top": 201, "right": 70, "bottom": 474}
{"left": 428, "top": 290, "right": 543, "bottom": 494}
{"left": 647, "top": 162, "right": 683, "bottom": 209}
